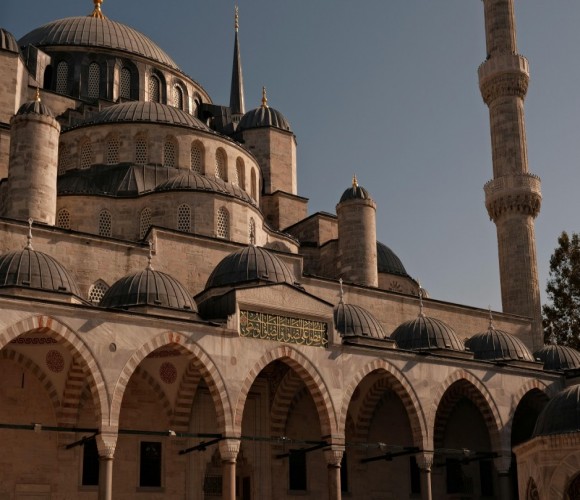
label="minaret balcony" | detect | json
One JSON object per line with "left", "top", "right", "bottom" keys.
{"left": 484, "top": 173, "right": 542, "bottom": 220}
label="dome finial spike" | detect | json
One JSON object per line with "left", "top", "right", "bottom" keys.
{"left": 339, "top": 278, "right": 344, "bottom": 304}
{"left": 235, "top": 3, "right": 239, "bottom": 32}
{"left": 26, "top": 218, "right": 33, "bottom": 250}
{"left": 261, "top": 86, "right": 268, "bottom": 108}
{"left": 35, "top": 87, "right": 41, "bottom": 103}
{"left": 488, "top": 305, "right": 494, "bottom": 330}
{"left": 147, "top": 241, "right": 154, "bottom": 271}
{"left": 352, "top": 174, "right": 358, "bottom": 188}
{"left": 418, "top": 280, "right": 425, "bottom": 317}
{"left": 89, "top": 0, "right": 106, "bottom": 19}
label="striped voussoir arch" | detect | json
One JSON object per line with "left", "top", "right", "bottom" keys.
{"left": 109, "top": 332, "right": 233, "bottom": 434}
{"left": 0, "top": 315, "right": 108, "bottom": 429}
{"left": 59, "top": 359, "right": 86, "bottom": 428}
{"left": 171, "top": 363, "right": 202, "bottom": 432}
{"left": 270, "top": 369, "right": 306, "bottom": 441}
{"left": 133, "top": 366, "right": 172, "bottom": 420}
{"left": 430, "top": 369, "right": 502, "bottom": 452}
{"left": 339, "top": 359, "right": 427, "bottom": 450}
{"left": 234, "top": 346, "right": 337, "bottom": 437}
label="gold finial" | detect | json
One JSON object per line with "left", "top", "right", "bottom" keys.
{"left": 89, "top": 0, "right": 105, "bottom": 19}
{"left": 35, "top": 87, "right": 41, "bottom": 103}
{"left": 339, "top": 278, "right": 344, "bottom": 304}
{"left": 26, "top": 218, "right": 34, "bottom": 250}
{"left": 235, "top": 4, "right": 239, "bottom": 32}
{"left": 352, "top": 174, "right": 358, "bottom": 188}
{"left": 147, "top": 241, "right": 154, "bottom": 270}
{"left": 261, "top": 86, "right": 268, "bottom": 108}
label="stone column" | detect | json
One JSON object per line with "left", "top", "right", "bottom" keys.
{"left": 96, "top": 432, "right": 117, "bottom": 500}
{"left": 416, "top": 452, "right": 433, "bottom": 500}
{"left": 324, "top": 446, "right": 344, "bottom": 500}
{"left": 219, "top": 438, "right": 240, "bottom": 500}
{"left": 495, "top": 452, "right": 513, "bottom": 500}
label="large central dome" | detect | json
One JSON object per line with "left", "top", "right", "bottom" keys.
{"left": 18, "top": 16, "right": 179, "bottom": 70}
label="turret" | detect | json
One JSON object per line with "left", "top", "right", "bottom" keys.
{"left": 336, "top": 176, "right": 378, "bottom": 287}
{"left": 479, "top": 0, "right": 542, "bottom": 349}
{"left": 4, "top": 90, "right": 60, "bottom": 225}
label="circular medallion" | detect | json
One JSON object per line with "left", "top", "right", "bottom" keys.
{"left": 159, "top": 362, "right": 177, "bottom": 384}
{"left": 46, "top": 350, "right": 65, "bottom": 373}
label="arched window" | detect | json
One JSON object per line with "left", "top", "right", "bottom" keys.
{"left": 163, "top": 138, "right": 177, "bottom": 168}
{"left": 120, "top": 67, "right": 132, "bottom": 99}
{"left": 149, "top": 75, "right": 160, "bottom": 103}
{"left": 235, "top": 158, "right": 245, "bottom": 188}
{"left": 98, "top": 209, "right": 112, "bottom": 237}
{"left": 248, "top": 217, "right": 256, "bottom": 245}
{"left": 56, "top": 209, "right": 71, "bottom": 230}
{"left": 177, "top": 204, "right": 191, "bottom": 232}
{"left": 140, "top": 208, "right": 152, "bottom": 239}
{"left": 56, "top": 61, "right": 68, "bottom": 94}
{"left": 88, "top": 280, "right": 109, "bottom": 305}
{"left": 251, "top": 168, "right": 257, "bottom": 200}
{"left": 173, "top": 85, "right": 184, "bottom": 109}
{"left": 106, "top": 135, "right": 120, "bottom": 165}
{"left": 216, "top": 207, "right": 229, "bottom": 239}
{"left": 88, "top": 62, "right": 100, "bottom": 98}
{"left": 80, "top": 139, "right": 93, "bottom": 169}
{"left": 58, "top": 143, "right": 72, "bottom": 174}
{"left": 135, "top": 135, "right": 148, "bottom": 165}
{"left": 191, "top": 142, "right": 203, "bottom": 173}
{"left": 215, "top": 149, "right": 227, "bottom": 180}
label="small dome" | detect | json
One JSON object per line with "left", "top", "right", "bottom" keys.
{"left": 100, "top": 268, "right": 197, "bottom": 312}
{"left": 534, "top": 344, "right": 580, "bottom": 371}
{"left": 391, "top": 315, "right": 465, "bottom": 351}
{"left": 334, "top": 303, "right": 385, "bottom": 339}
{"left": 377, "top": 241, "right": 409, "bottom": 276}
{"left": 533, "top": 384, "right": 580, "bottom": 437}
{"left": 205, "top": 246, "right": 296, "bottom": 289}
{"left": 19, "top": 16, "right": 180, "bottom": 70}
{"left": 0, "top": 248, "right": 80, "bottom": 296}
{"left": 16, "top": 99, "right": 54, "bottom": 118}
{"left": 238, "top": 106, "right": 291, "bottom": 132}
{"left": 0, "top": 28, "right": 18, "bottom": 53}
{"left": 339, "top": 177, "right": 373, "bottom": 203}
{"left": 465, "top": 327, "right": 534, "bottom": 362}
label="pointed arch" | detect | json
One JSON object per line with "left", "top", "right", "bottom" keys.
{"left": 270, "top": 369, "right": 304, "bottom": 439}
{"left": 339, "top": 359, "right": 427, "bottom": 449}
{"left": 171, "top": 363, "right": 202, "bottom": 432}
{"left": 133, "top": 366, "right": 172, "bottom": 420}
{"left": 59, "top": 359, "right": 86, "bottom": 428}
{"left": 109, "top": 332, "right": 233, "bottom": 433}
{"left": 234, "top": 345, "right": 337, "bottom": 436}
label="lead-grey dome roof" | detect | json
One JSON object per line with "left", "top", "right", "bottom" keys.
{"left": 0, "top": 248, "right": 81, "bottom": 297}
{"left": 100, "top": 268, "right": 197, "bottom": 312}
{"left": 377, "top": 241, "right": 409, "bottom": 277}
{"left": 205, "top": 246, "right": 296, "bottom": 289}
{"left": 390, "top": 315, "right": 465, "bottom": 351}
{"left": 18, "top": 16, "right": 179, "bottom": 70}
{"left": 238, "top": 106, "right": 291, "bottom": 132}
{"left": 339, "top": 180, "right": 373, "bottom": 203}
{"left": 465, "top": 326, "right": 534, "bottom": 362}
{"left": 0, "top": 29, "right": 18, "bottom": 53}
{"left": 533, "top": 384, "right": 580, "bottom": 437}
{"left": 334, "top": 303, "right": 386, "bottom": 339}
{"left": 533, "top": 344, "right": 580, "bottom": 371}
{"left": 16, "top": 99, "right": 55, "bottom": 118}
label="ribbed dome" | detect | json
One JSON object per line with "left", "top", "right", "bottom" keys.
{"left": 533, "top": 385, "right": 580, "bottom": 437}
{"left": 72, "top": 101, "right": 209, "bottom": 131}
{"left": 238, "top": 106, "right": 291, "bottom": 132}
{"left": 465, "top": 327, "right": 534, "bottom": 361}
{"left": 334, "top": 303, "right": 385, "bottom": 339}
{"left": 391, "top": 315, "right": 465, "bottom": 351}
{"left": 100, "top": 268, "right": 197, "bottom": 312}
{"left": 339, "top": 183, "right": 372, "bottom": 203}
{"left": 156, "top": 172, "right": 255, "bottom": 205}
{"left": 0, "top": 29, "right": 18, "bottom": 53}
{"left": 377, "top": 241, "right": 408, "bottom": 276}
{"left": 0, "top": 248, "right": 80, "bottom": 296}
{"left": 16, "top": 99, "right": 55, "bottom": 117}
{"left": 205, "top": 246, "right": 296, "bottom": 289}
{"left": 18, "top": 16, "right": 179, "bottom": 70}
{"left": 534, "top": 344, "right": 580, "bottom": 371}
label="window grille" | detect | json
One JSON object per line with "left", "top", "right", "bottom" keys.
{"left": 135, "top": 137, "right": 148, "bottom": 165}
{"left": 173, "top": 85, "right": 184, "bottom": 109}
{"left": 120, "top": 67, "right": 131, "bottom": 99}
{"left": 56, "top": 61, "right": 68, "bottom": 94}
{"left": 56, "top": 209, "right": 71, "bottom": 230}
{"left": 177, "top": 204, "right": 191, "bottom": 232}
{"left": 215, "top": 149, "right": 226, "bottom": 180}
{"left": 88, "top": 280, "right": 109, "bottom": 304}
{"left": 164, "top": 140, "right": 176, "bottom": 168}
{"left": 80, "top": 140, "right": 93, "bottom": 169}
{"left": 149, "top": 75, "right": 160, "bottom": 103}
{"left": 191, "top": 143, "right": 203, "bottom": 173}
{"left": 140, "top": 208, "right": 152, "bottom": 239}
{"left": 88, "top": 62, "right": 100, "bottom": 98}
{"left": 106, "top": 136, "right": 120, "bottom": 165}
{"left": 98, "top": 210, "right": 112, "bottom": 237}
{"left": 58, "top": 143, "right": 72, "bottom": 174}
{"left": 248, "top": 217, "right": 255, "bottom": 244}
{"left": 236, "top": 158, "right": 245, "bottom": 188}
{"left": 217, "top": 207, "right": 229, "bottom": 239}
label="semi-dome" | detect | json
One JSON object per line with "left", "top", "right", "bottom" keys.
{"left": 238, "top": 106, "right": 291, "bottom": 132}
{"left": 377, "top": 241, "right": 408, "bottom": 276}
{"left": 18, "top": 16, "right": 179, "bottom": 70}
{"left": 0, "top": 28, "right": 18, "bottom": 53}
{"left": 391, "top": 315, "right": 465, "bottom": 351}
{"left": 339, "top": 176, "right": 372, "bottom": 203}
{"left": 533, "top": 384, "right": 580, "bottom": 437}
{"left": 334, "top": 303, "right": 385, "bottom": 339}
{"left": 100, "top": 268, "right": 197, "bottom": 312}
{"left": 205, "top": 246, "right": 296, "bottom": 289}
{"left": 71, "top": 101, "right": 209, "bottom": 131}
{"left": 534, "top": 344, "right": 580, "bottom": 371}
{"left": 465, "top": 326, "right": 534, "bottom": 362}
{"left": 0, "top": 248, "right": 80, "bottom": 296}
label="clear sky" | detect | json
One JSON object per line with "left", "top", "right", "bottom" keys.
{"left": 3, "top": 1, "right": 580, "bottom": 312}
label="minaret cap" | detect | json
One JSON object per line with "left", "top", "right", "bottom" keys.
{"left": 235, "top": 4, "right": 239, "bottom": 32}
{"left": 261, "top": 86, "right": 268, "bottom": 108}
{"left": 89, "top": 0, "right": 106, "bottom": 19}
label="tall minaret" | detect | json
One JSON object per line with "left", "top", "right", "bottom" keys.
{"left": 230, "top": 5, "right": 245, "bottom": 123}
{"left": 479, "top": 0, "right": 543, "bottom": 349}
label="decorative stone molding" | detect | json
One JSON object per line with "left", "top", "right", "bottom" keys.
{"left": 478, "top": 54, "right": 530, "bottom": 104}
{"left": 324, "top": 446, "right": 345, "bottom": 468}
{"left": 219, "top": 438, "right": 241, "bottom": 463}
{"left": 484, "top": 174, "right": 542, "bottom": 221}
{"left": 96, "top": 432, "right": 118, "bottom": 459}
{"left": 416, "top": 451, "right": 434, "bottom": 471}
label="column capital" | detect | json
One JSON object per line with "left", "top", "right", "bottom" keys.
{"left": 324, "top": 445, "right": 345, "bottom": 468}
{"left": 416, "top": 451, "right": 434, "bottom": 471}
{"left": 96, "top": 431, "right": 118, "bottom": 459}
{"left": 219, "top": 438, "right": 241, "bottom": 463}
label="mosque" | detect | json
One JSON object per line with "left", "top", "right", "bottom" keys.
{"left": 0, "top": 0, "right": 579, "bottom": 499}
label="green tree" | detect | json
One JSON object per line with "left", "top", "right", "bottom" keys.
{"left": 543, "top": 231, "right": 580, "bottom": 349}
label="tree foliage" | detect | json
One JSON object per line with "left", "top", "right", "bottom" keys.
{"left": 542, "top": 231, "right": 580, "bottom": 349}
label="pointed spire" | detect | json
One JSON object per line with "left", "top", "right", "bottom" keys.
{"left": 89, "top": 0, "right": 106, "bottom": 19}
{"left": 261, "top": 86, "right": 268, "bottom": 108}
{"left": 488, "top": 305, "right": 494, "bottom": 330}
{"left": 147, "top": 241, "right": 154, "bottom": 271}
{"left": 26, "top": 218, "right": 33, "bottom": 250}
{"left": 339, "top": 278, "right": 344, "bottom": 304}
{"left": 229, "top": 4, "right": 245, "bottom": 117}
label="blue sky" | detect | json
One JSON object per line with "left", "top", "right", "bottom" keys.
{"left": 3, "top": 1, "right": 580, "bottom": 312}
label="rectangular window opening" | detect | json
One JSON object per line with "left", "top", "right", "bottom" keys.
{"left": 140, "top": 441, "right": 162, "bottom": 487}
